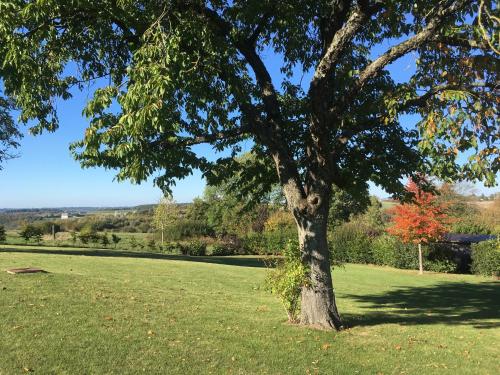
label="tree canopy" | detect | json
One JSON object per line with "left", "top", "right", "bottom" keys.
{"left": 0, "top": 0, "right": 498, "bottom": 196}
{"left": 388, "top": 179, "right": 450, "bottom": 245}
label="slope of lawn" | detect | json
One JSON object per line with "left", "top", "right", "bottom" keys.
{"left": 0, "top": 246, "right": 498, "bottom": 374}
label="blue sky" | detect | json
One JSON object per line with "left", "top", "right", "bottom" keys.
{"left": 0, "top": 38, "right": 498, "bottom": 208}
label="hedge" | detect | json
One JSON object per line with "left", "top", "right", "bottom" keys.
{"left": 471, "top": 240, "right": 500, "bottom": 277}
{"left": 329, "top": 222, "right": 374, "bottom": 265}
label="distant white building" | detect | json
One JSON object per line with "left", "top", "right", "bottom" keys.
{"left": 61, "top": 212, "right": 69, "bottom": 220}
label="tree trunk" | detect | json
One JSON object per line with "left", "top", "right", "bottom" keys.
{"left": 418, "top": 243, "right": 423, "bottom": 275}
{"left": 297, "top": 214, "right": 344, "bottom": 330}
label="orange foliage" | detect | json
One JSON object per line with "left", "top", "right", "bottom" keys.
{"left": 387, "top": 180, "right": 450, "bottom": 244}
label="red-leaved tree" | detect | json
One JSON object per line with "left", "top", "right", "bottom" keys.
{"left": 388, "top": 180, "right": 450, "bottom": 274}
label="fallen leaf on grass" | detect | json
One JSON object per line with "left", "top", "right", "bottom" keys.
{"left": 395, "top": 345, "right": 402, "bottom": 351}
{"left": 321, "top": 343, "right": 331, "bottom": 350}
{"left": 103, "top": 316, "right": 113, "bottom": 321}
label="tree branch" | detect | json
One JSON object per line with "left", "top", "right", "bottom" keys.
{"left": 431, "top": 35, "right": 493, "bottom": 52}
{"left": 401, "top": 81, "right": 499, "bottom": 110}
{"left": 168, "top": 2, "right": 308, "bottom": 207}
{"left": 307, "top": 1, "right": 383, "bottom": 182}
{"left": 181, "top": 126, "right": 253, "bottom": 146}
{"left": 331, "top": 0, "right": 470, "bottom": 118}
{"left": 335, "top": 81, "right": 497, "bottom": 147}
{"left": 194, "top": 6, "right": 283, "bottom": 123}
{"left": 319, "top": 0, "right": 352, "bottom": 54}
{"left": 311, "top": 1, "right": 382, "bottom": 87}
{"left": 245, "top": 9, "right": 274, "bottom": 46}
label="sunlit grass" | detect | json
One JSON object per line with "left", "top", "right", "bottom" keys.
{"left": 0, "top": 248, "right": 498, "bottom": 374}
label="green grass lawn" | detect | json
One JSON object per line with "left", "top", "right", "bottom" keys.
{"left": 0, "top": 247, "right": 498, "bottom": 374}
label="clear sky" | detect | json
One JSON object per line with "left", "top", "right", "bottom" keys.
{"left": 0, "top": 39, "right": 498, "bottom": 209}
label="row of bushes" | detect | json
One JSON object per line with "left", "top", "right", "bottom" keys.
{"left": 152, "top": 241, "right": 238, "bottom": 256}
{"left": 155, "top": 230, "right": 297, "bottom": 256}
{"left": 328, "top": 222, "right": 499, "bottom": 276}
{"left": 163, "top": 227, "right": 499, "bottom": 278}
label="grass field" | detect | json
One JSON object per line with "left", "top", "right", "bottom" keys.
{"left": 0, "top": 246, "right": 498, "bottom": 374}
{"left": 5, "top": 230, "right": 155, "bottom": 250}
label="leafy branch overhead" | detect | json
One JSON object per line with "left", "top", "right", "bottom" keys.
{"left": 0, "top": 96, "right": 21, "bottom": 168}
{"left": 0, "top": 0, "right": 498, "bottom": 196}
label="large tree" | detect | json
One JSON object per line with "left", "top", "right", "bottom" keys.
{"left": 0, "top": 0, "right": 498, "bottom": 330}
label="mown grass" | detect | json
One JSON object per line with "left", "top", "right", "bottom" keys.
{"left": 0, "top": 247, "right": 498, "bottom": 374}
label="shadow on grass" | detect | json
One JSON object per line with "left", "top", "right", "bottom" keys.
{"left": 343, "top": 281, "right": 500, "bottom": 329}
{"left": 0, "top": 247, "right": 269, "bottom": 268}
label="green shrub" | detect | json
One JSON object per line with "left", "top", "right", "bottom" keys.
{"left": 471, "top": 240, "right": 500, "bottom": 277}
{"left": 160, "top": 242, "right": 182, "bottom": 254}
{"left": 0, "top": 225, "right": 6, "bottom": 243}
{"left": 19, "top": 224, "right": 44, "bottom": 244}
{"left": 78, "top": 225, "right": 100, "bottom": 245}
{"left": 129, "top": 237, "right": 138, "bottom": 249}
{"left": 209, "top": 243, "right": 234, "bottom": 256}
{"left": 100, "top": 234, "right": 110, "bottom": 248}
{"left": 371, "top": 234, "right": 419, "bottom": 269}
{"left": 452, "top": 220, "right": 492, "bottom": 235}
{"left": 264, "top": 229, "right": 296, "bottom": 255}
{"left": 243, "top": 233, "right": 267, "bottom": 254}
{"left": 111, "top": 234, "right": 121, "bottom": 248}
{"left": 425, "top": 244, "right": 459, "bottom": 273}
{"left": 147, "top": 238, "right": 157, "bottom": 251}
{"left": 373, "top": 235, "right": 460, "bottom": 273}
{"left": 182, "top": 240, "right": 207, "bottom": 256}
{"left": 265, "top": 240, "right": 308, "bottom": 323}
{"left": 392, "top": 244, "right": 420, "bottom": 269}
{"left": 164, "top": 220, "right": 214, "bottom": 241}
{"left": 372, "top": 235, "right": 398, "bottom": 266}
{"left": 329, "top": 222, "right": 373, "bottom": 264}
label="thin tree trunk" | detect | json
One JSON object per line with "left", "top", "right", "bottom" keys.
{"left": 161, "top": 227, "right": 164, "bottom": 245}
{"left": 297, "top": 215, "right": 344, "bottom": 330}
{"left": 418, "top": 243, "right": 423, "bottom": 275}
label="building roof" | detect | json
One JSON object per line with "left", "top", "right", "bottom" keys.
{"left": 442, "top": 233, "right": 496, "bottom": 244}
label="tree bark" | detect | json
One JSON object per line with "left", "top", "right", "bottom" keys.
{"left": 295, "top": 206, "right": 344, "bottom": 330}
{"left": 418, "top": 243, "right": 423, "bottom": 275}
